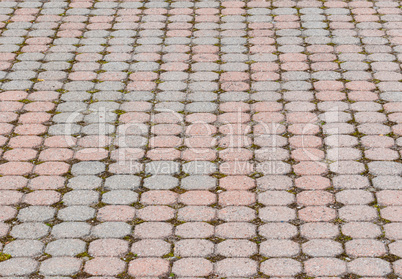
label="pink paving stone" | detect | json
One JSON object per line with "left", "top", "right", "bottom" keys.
{"left": 0, "top": 222, "right": 10, "bottom": 237}
{"left": 220, "top": 161, "right": 254, "bottom": 175}
{"left": 0, "top": 176, "right": 28, "bottom": 190}
{"left": 295, "top": 176, "right": 330, "bottom": 190}
{"left": 45, "top": 136, "right": 77, "bottom": 148}
{"left": 39, "top": 148, "right": 74, "bottom": 161}
{"left": 215, "top": 258, "right": 258, "bottom": 277}
{"left": 179, "top": 191, "right": 216, "bottom": 205}
{"left": 291, "top": 148, "right": 325, "bottom": 161}
{"left": 261, "top": 258, "right": 302, "bottom": 276}
{"left": 181, "top": 149, "right": 217, "bottom": 161}
{"left": 377, "top": 190, "right": 402, "bottom": 206}
{"left": 299, "top": 206, "right": 337, "bottom": 222}
{"left": 84, "top": 258, "right": 126, "bottom": 276}
{"left": 137, "top": 206, "right": 175, "bottom": 221}
{"left": 0, "top": 206, "right": 17, "bottom": 221}
{"left": 97, "top": 205, "right": 135, "bottom": 222}
{"left": 346, "top": 81, "right": 376, "bottom": 91}
{"left": 75, "top": 148, "right": 108, "bottom": 161}
{"left": 305, "top": 258, "right": 347, "bottom": 276}
{"left": 131, "top": 239, "right": 171, "bottom": 257}
{"left": 8, "top": 136, "right": 43, "bottom": 148}
{"left": 3, "top": 148, "right": 37, "bottom": 161}
{"left": 0, "top": 162, "right": 33, "bottom": 175}
{"left": 297, "top": 191, "right": 335, "bottom": 206}
{"left": 289, "top": 135, "right": 322, "bottom": 148}
{"left": 185, "top": 123, "right": 217, "bottom": 136}
{"left": 316, "top": 91, "right": 346, "bottom": 101}
{"left": 216, "top": 222, "right": 256, "bottom": 238}
{"left": 381, "top": 206, "right": 402, "bottom": 222}
{"left": 0, "top": 91, "right": 27, "bottom": 101}
{"left": 134, "top": 222, "right": 173, "bottom": 238}
{"left": 28, "top": 176, "right": 65, "bottom": 190}
{"left": 0, "top": 123, "right": 13, "bottom": 134}
{"left": 22, "top": 191, "right": 61, "bottom": 205}
{"left": 34, "top": 162, "right": 70, "bottom": 175}
{"left": 0, "top": 190, "right": 23, "bottom": 205}
{"left": 172, "top": 258, "right": 213, "bottom": 277}
{"left": 293, "top": 161, "right": 328, "bottom": 175}
{"left": 24, "top": 102, "right": 55, "bottom": 112}
{"left": 140, "top": 190, "right": 178, "bottom": 205}
{"left": 128, "top": 258, "right": 169, "bottom": 277}
{"left": 394, "top": 260, "right": 402, "bottom": 276}
{"left": 219, "top": 176, "right": 255, "bottom": 190}
{"left": 218, "top": 191, "right": 256, "bottom": 206}
{"left": 88, "top": 239, "right": 129, "bottom": 257}
{"left": 287, "top": 112, "right": 318, "bottom": 123}
{"left": 178, "top": 206, "right": 216, "bottom": 221}
{"left": 176, "top": 222, "right": 214, "bottom": 238}
{"left": 19, "top": 112, "right": 51, "bottom": 124}
{"left": 345, "top": 239, "right": 387, "bottom": 257}
{"left": 146, "top": 148, "right": 180, "bottom": 161}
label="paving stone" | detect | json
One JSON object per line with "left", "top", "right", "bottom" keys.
{"left": 57, "top": 206, "right": 96, "bottom": 221}
{"left": 143, "top": 175, "right": 178, "bottom": 190}
{"left": 70, "top": 162, "right": 105, "bottom": 175}
{"left": 3, "top": 240, "right": 44, "bottom": 257}
{"left": 17, "top": 206, "right": 56, "bottom": 222}
{"left": 45, "top": 239, "right": 86, "bottom": 257}
{"left": 51, "top": 222, "right": 91, "bottom": 238}
{"left": 91, "top": 222, "right": 131, "bottom": 238}
{"left": 10, "top": 223, "right": 50, "bottom": 239}
{"left": 39, "top": 257, "right": 82, "bottom": 276}
{"left": 101, "top": 190, "right": 138, "bottom": 205}
{"left": 181, "top": 175, "right": 216, "bottom": 190}
{"left": 104, "top": 175, "right": 141, "bottom": 190}
{"left": 0, "top": 258, "right": 39, "bottom": 276}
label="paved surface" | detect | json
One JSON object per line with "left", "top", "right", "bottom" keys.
{"left": 0, "top": 0, "right": 401, "bottom": 278}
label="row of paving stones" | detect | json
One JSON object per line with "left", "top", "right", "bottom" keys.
{"left": 0, "top": 0, "right": 401, "bottom": 278}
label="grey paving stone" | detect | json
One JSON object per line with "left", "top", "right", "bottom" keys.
{"left": 51, "top": 222, "right": 91, "bottom": 239}
{"left": 17, "top": 206, "right": 56, "bottom": 222}
{"left": 57, "top": 206, "right": 96, "bottom": 221}
{"left": 71, "top": 162, "right": 106, "bottom": 175}
{"left": 48, "top": 124, "right": 81, "bottom": 136}
{"left": 52, "top": 113, "right": 84, "bottom": 124}
{"left": 91, "top": 222, "right": 131, "bottom": 238}
{"left": 45, "top": 239, "right": 86, "bottom": 257}
{"left": 104, "top": 175, "right": 141, "bottom": 190}
{"left": 3, "top": 240, "right": 44, "bottom": 257}
{"left": 102, "top": 190, "right": 138, "bottom": 205}
{"left": 181, "top": 175, "right": 217, "bottom": 190}
{"left": 368, "top": 162, "right": 402, "bottom": 176}
{"left": 67, "top": 176, "right": 102, "bottom": 190}
{"left": 144, "top": 175, "right": 179, "bottom": 190}
{"left": 186, "top": 102, "right": 217, "bottom": 113}
{"left": 0, "top": 258, "right": 39, "bottom": 276}
{"left": 62, "top": 190, "right": 99, "bottom": 206}
{"left": 10, "top": 223, "right": 50, "bottom": 239}
{"left": 373, "top": 176, "right": 402, "bottom": 190}
{"left": 39, "top": 257, "right": 82, "bottom": 276}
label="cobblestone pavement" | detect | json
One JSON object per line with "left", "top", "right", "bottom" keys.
{"left": 0, "top": 0, "right": 401, "bottom": 278}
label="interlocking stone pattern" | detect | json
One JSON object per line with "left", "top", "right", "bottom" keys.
{"left": 0, "top": 0, "right": 401, "bottom": 278}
